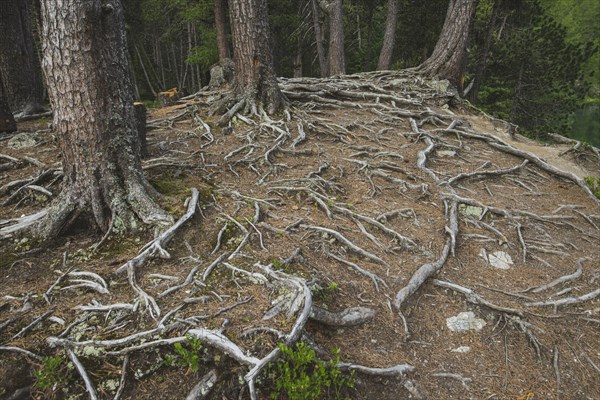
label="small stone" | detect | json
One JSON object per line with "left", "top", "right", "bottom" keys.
{"left": 460, "top": 204, "right": 484, "bottom": 218}
{"left": 438, "top": 150, "right": 456, "bottom": 158}
{"left": 480, "top": 249, "right": 513, "bottom": 269}
{"left": 446, "top": 311, "right": 486, "bottom": 332}
{"left": 451, "top": 346, "right": 471, "bottom": 353}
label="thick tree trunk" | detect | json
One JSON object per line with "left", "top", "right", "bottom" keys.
{"left": 310, "top": 0, "right": 327, "bottom": 78}
{"left": 0, "top": 0, "right": 45, "bottom": 115}
{"left": 215, "top": 0, "right": 230, "bottom": 62}
{"left": 417, "top": 0, "right": 478, "bottom": 89}
{"left": 0, "top": 76, "right": 17, "bottom": 134}
{"left": 327, "top": 0, "right": 345, "bottom": 76}
{"left": 37, "top": 0, "right": 171, "bottom": 238}
{"left": 377, "top": 0, "right": 399, "bottom": 71}
{"left": 227, "top": 0, "right": 284, "bottom": 116}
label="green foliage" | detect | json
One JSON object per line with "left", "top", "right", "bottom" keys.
{"left": 569, "top": 103, "right": 600, "bottom": 146}
{"left": 584, "top": 176, "right": 600, "bottom": 199}
{"left": 471, "top": 0, "right": 596, "bottom": 140}
{"left": 165, "top": 334, "right": 204, "bottom": 372}
{"left": 269, "top": 342, "right": 354, "bottom": 400}
{"left": 186, "top": 30, "right": 219, "bottom": 70}
{"left": 34, "top": 356, "right": 64, "bottom": 390}
{"left": 312, "top": 281, "right": 340, "bottom": 302}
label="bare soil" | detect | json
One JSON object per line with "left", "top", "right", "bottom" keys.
{"left": 1, "top": 72, "right": 599, "bottom": 400}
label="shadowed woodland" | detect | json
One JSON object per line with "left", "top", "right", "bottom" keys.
{"left": 1, "top": 1, "right": 599, "bottom": 400}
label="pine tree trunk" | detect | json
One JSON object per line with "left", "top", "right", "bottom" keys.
{"left": 377, "top": 0, "right": 399, "bottom": 71}
{"left": 327, "top": 0, "right": 345, "bottom": 76}
{"left": 310, "top": 0, "right": 327, "bottom": 78}
{"left": 37, "top": 0, "right": 171, "bottom": 238}
{"left": 417, "top": 0, "right": 478, "bottom": 88}
{"left": 0, "top": 76, "right": 17, "bottom": 134}
{"left": 215, "top": 0, "right": 230, "bottom": 62}
{"left": 469, "top": 0, "right": 500, "bottom": 102}
{"left": 228, "top": 0, "right": 283, "bottom": 115}
{"left": 0, "top": 0, "right": 45, "bottom": 115}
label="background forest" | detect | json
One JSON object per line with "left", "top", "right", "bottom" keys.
{"left": 121, "top": 0, "right": 599, "bottom": 146}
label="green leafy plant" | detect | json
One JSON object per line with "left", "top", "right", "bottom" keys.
{"left": 585, "top": 176, "right": 600, "bottom": 198}
{"left": 34, "top": 356, "right": 64, "bottom": 390}
{"left": 165, "top": 334, "right": 204, "bottom": 372}
{"left": 312, "top": 282, "right": 340, "bottom": 302}
{"left": 269, "top": 342, "right": 354, "bottom": 400}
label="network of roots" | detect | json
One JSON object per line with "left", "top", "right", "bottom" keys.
{"left": 1, "top": 70, "right": 599, "bottom": 399}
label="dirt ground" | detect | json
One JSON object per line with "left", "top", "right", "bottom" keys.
{"left": 1, "top": 72, "right": 599, "bottom": 400}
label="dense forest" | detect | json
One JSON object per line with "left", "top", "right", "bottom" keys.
{"left": 117, "top": 0, "right": 600, "bottom": 145}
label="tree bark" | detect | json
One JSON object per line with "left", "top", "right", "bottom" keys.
{"left": 309, "top": 0, "right": 327, "bottom": 78}
{"left": 37, "top": 0, "right": 171, "bottom": 239}
{"left": 417, "top": 0, "right": 478, "bottom": 89}
{"left": 377, "top": 0, "right": 399, "bottom": 71}
{"left": 215, "top": 0, "right": 230, "bottom": 62}
{"left": 227, "top": 0, "right": 284, "bottom": 116}
{"left": 0, "top": 76, "right": 17, "bottom": 134}
{"left": 327, "top": 0, "right": 345, "bottom": 76}
{"left": 0, "top": 0, "right": 45, "bottom": 115}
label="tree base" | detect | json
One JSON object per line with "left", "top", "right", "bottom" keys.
{"left": 30, "top": 179, "right": 172, "bottom": 240}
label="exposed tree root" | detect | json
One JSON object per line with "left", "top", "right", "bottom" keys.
{"left": 3, "top": 69, "right": 599, "bottom": 399}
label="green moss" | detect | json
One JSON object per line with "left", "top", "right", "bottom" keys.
{"left": 150, "top": 177, "right": 187, "bottom": 196}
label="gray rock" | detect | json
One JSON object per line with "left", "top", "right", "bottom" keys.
{"left": 7, "top": 132, "right": 39, "bottom": 149}
{"left": 446, "top": 311, "right": 486, "bottom": 332}
{"left": 480, "top": 249, "right": 513, "bottom": 269}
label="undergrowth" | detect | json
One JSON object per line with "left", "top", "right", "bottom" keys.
{"left": 33, "top": 355, "right": 65, "bottom": 390}
{"left": 584, "top": 176, "right": 600, "bottom": 198}
{"left": 268, "top": 342, "right": 354, "bottom": 400}
{"left": 164, "top": 334, "right": 205, "bottom": 372}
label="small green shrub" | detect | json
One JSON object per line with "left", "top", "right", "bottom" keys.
{"left": 165, "top": 334, "right": 204, "bottom": 372}
{"left": 584, "top": 176, "right": 600, "bottom": 198}
{"left": 34, "top": 356, "right": 64, "bottom": 390}
{"left": 269, "top": 342, "right": 354, "bottom": 400}
{"left": 312, "top": 282, "right": 340, "bottom": 302}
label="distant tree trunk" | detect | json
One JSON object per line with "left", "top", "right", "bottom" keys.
{"left": 311, "top": 0, "right": 327, "bottom": 77}
{"left": 364, "top": 2, "right": 375, "bottom": 71}
{"left": 0, "top": 76, "right": 17, "bottom": 134}
{"left": 0, "top": 0, "right": 45, "bottom": 115}
{"left": 469, "top": 0, "right": 500, "bottom": 102}
{"left": 377, "top": 0, "right": 399, "bottom": 70}
{"left": 37, "top": 0, "right": 171, "bottom": 239}
{"left": 293, "top": 40, "right": 303, "bottom": 78}
{"left": 215, "top": 0, "right": 230, "bottom": 61}
{"left": 417, "top": 0, "right": 478, "bottom": 89}
{"left": 327, "top": 0, "right": 345, "bottom": 76}
{"left": 226, "top": 0, "right": 284, "bottom": 117}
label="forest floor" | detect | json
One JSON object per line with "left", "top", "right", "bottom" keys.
{"left": 1, "top": 71, "right": 599, "bottom": 400}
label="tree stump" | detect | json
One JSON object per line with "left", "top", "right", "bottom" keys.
{"left": 134, "top": 102, "right": 147, "bottom": 158}
{"left": 209, "top": 58, "right": 234, "bottom": 89}
{"left": 157, "top": 88, "right": 181, "bottom": 108}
